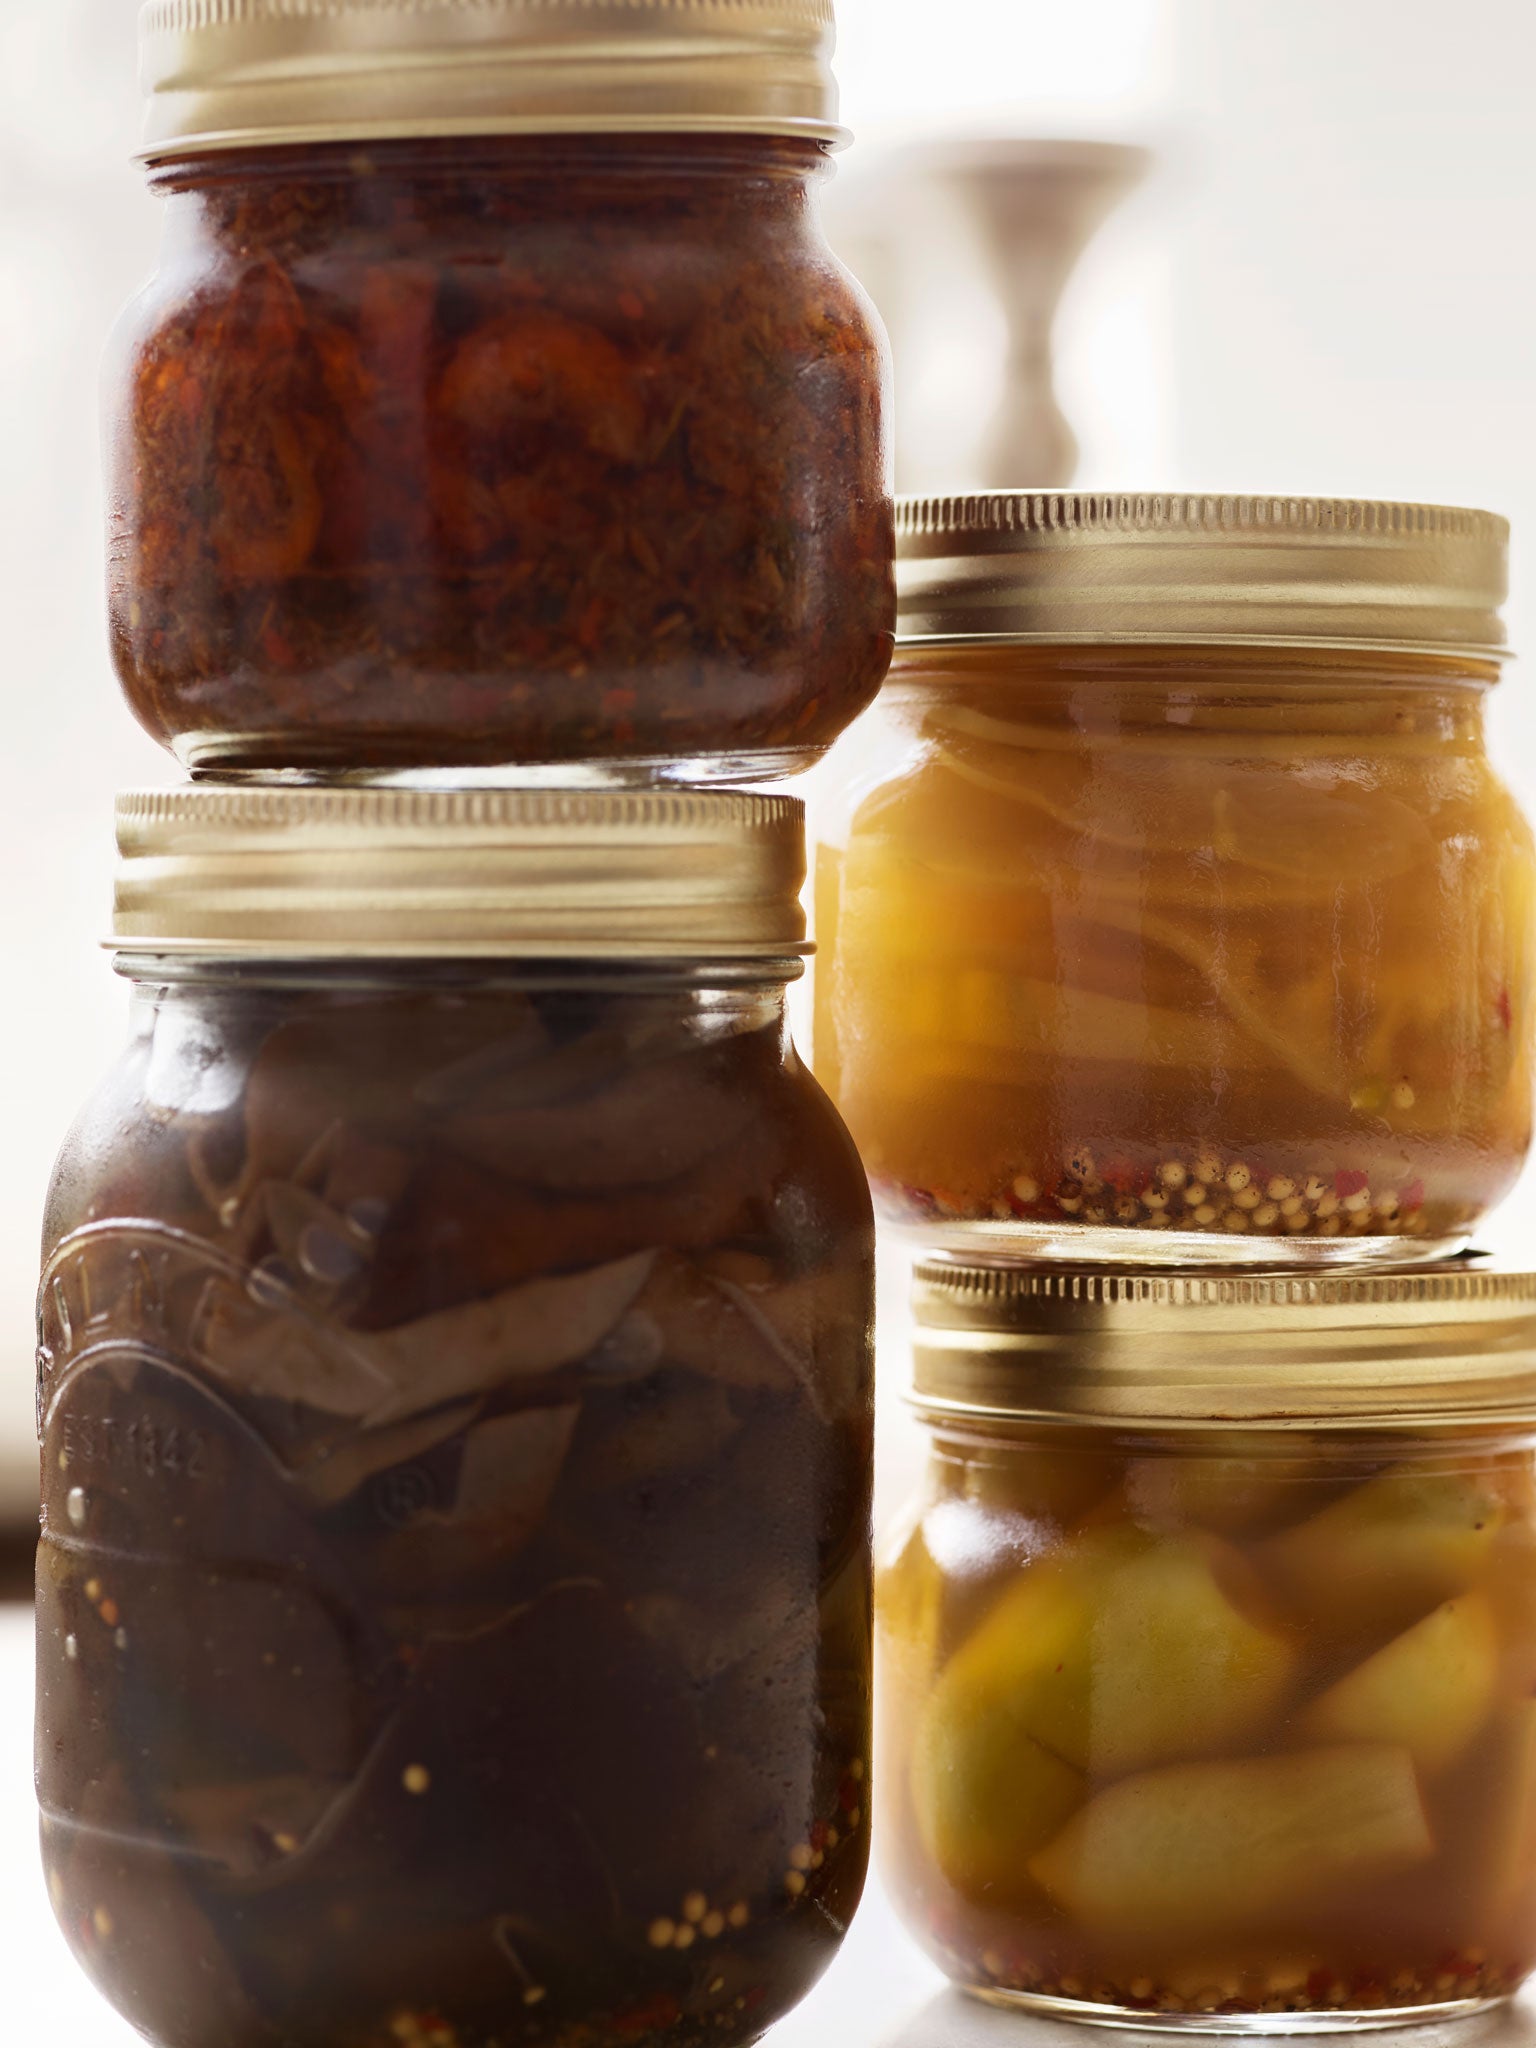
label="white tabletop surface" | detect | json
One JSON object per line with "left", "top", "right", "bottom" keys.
{"left": 7, "top": 1600, "right": 1535, "bottom": 2048}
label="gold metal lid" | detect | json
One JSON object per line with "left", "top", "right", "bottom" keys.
{"left": 896, "top": 493, "right": 1510, "bottom": 661}
{"left": 138, "top": 0, "right": 845, "bottom": 161}
{"left": 911, "top": 1258, "right": 1536, "bottom": 1429}
{"left": 111, "top": 786, "right": 808, "bottom": 961}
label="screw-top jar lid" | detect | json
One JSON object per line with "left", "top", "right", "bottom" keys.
{"left": 911, "top": 1258, "right": 1536, "bottom": 1429}
{"left": 138, "top": 0, "right": 845, "bottom": 161}
{"left": 111, "top": 786, "right": 809, "bottom": 961}
{"left": 896, "top": 494, "right": 1511, "bottom": 662}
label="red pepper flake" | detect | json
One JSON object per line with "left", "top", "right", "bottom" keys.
{"left": 612, "top": 1993, "right": 682, "bottom": 2037}
{"left": 837, "top": 1775, "right": 860, "bottom": 1814}
{"left": 809, "top": 1818, "right": 829, "bottom": 1852}
{"left": 742, "top": 1985, "right": 768, "bottom": 2013}
{"left": 1334, "top": 1168, "right": 1370, "bottom": 1198}
{"left": 617, "top": 289, "right": 646, "bottom": 320}
{"left": 1400, "top": 1178, "right": 1425, "bottom": 1211}
{"left": 1306, "top": 1969, "right": 1335, "bottom": 2001}
{"left": 1497, "top": 986, "right": 1514, "bottom": 1032}
{"left": 1099, "top": 1157, "right": 1146, "bottom": 1196}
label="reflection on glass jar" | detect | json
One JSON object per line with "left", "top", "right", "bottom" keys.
{"left": 36, "top": 789, "right": 874, "bottom": 2048}
{"left": 878, "top": 1260, "right": 1536, "bottom": 2031}
{"left": 816, "top": 495, "right": 1535, "bottom": 1264}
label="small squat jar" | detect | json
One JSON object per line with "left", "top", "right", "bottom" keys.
{"left": 815, "top": 494, "right": 1536, "bottom": 1264}
{"left": 108, "top": 0, "right": 893, "bottom": 779}
{"left": 879, "top": 1259, "right": 1536, "bottom": 2031}
{"left": 37, "top": 790, "right": 874, "bottom": 2048}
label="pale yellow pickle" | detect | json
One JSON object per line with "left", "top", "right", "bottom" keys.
{"left": 816, "top": 496, "right": 1536, "bottom": 1263}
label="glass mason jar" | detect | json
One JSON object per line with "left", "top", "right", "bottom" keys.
{"left": 37, "top": 789, "right": 874, "bottom": 2048}
{"left": 108, "top": 1, "right": 894, "bottom": 780}
{"left": 879, "top": 1258, "right": 1536, "bottom": 2031}
{"left": 816, "top": 494, "right": 1535, "bottom": 1264}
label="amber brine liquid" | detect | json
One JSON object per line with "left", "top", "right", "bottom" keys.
{"left": 816, "top": 647, "right": 1536, "bottom": 1263}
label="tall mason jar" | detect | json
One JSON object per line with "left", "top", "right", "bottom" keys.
{"left": 37, "top": 789, "right": 874, "bottom": 2048}
{"left": 107, "top": 0, "right": 894, "bottom": 780}
{"left": 816, "top": 494, "right": 1535, "bottom": 1265}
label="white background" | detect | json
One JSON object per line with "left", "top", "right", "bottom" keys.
{"left": 4, "top": 0, "right": 1536, "bottom": 2030}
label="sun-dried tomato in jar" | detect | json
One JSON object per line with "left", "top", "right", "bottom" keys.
{"left": 37, "top": 789, "right": 874, "bottom": 2048}
{"left": 110, "top": 1, "right": 893, "bottom": 778}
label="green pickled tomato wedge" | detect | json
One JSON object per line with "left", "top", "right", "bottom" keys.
{"left": 1267, "top": 1469, "right": 1506, "bottom": 1639}
{"left": 1301, "top": 1593, "right": 1500, "bottom": 1775}
{"left": 1031, "top": 1746, "right": 1434, "bottom": 1941}
{"left": 912, "top": 1526, "right": 1296, "bottom": 1900}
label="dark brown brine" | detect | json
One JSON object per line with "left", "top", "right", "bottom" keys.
{"left": 107, "top": 136, "right": 894, "bottom": 778}
{"left": 37, "top": 965, "right": 874, "bottom": 2048}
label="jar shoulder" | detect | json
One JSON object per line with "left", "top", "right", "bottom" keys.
{"left": 125, "top": 153, "right": 887, "bottom": 355}
{"left": 42, "top": 986, "right": 874, "bottom": 1411}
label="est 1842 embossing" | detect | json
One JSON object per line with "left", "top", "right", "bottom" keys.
{"left": 36, "top": 1222, "right": 269, "bottom": 1499}
{"left": 58, "top": 1410, "right": 208, "bottom": 1484}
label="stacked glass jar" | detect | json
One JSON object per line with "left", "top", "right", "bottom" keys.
{"left": 37, "top": 6, "right": 893, "bottom": 2046}
{"left": 814, "top": 494, "right": 1536, "bottom": 2028}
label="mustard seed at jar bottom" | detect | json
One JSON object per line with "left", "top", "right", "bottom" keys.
{"left": 815, "top": 494, "right": 1536, "bottom": 1265}
{"left": 37, "top": 789, "right": 874, "bottom": 2048}
{"left": 879, "top": 1261, "right": 1536, "bottom": 2032}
